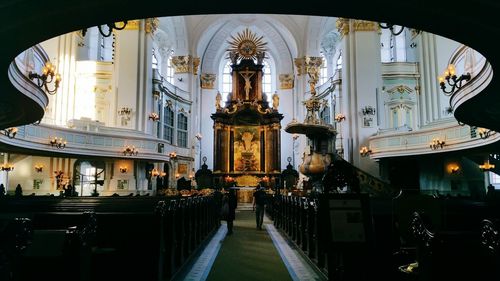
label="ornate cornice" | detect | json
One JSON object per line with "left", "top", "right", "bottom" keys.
{"left": 385, "top": 84, "right": 414, "bottom": 95}
{"left": 123, "top": 20, "right": 140, "bottom": 31}
{"left": 200, "top": 73, "right": 216, "bottom": 89}
{"left": 352, "top": 20, "right": 378, "bottom": 32}
{"left": 279, "top": 74, "right": 294, "bottom": 89}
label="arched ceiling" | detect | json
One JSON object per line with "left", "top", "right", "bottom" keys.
{"left": 1, "top": 1, "right": 500, "bottom": 131}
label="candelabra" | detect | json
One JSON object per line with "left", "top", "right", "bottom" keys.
{"left": 334, "top": 113, "right": 346, "bottom": 122}
{"left": 122, "top": 145, "right": 138, "bottom": 156}
{"left": 82, "top": 21, "right": 128, "bottom": 37}
{"left": 148, "top": 112, "right": 160, "bottom": 121}
{"left": 478, "top": 128, "right": 494, "bottom": 139}
{"left": 49, "top": 137, "right": 66, "bottom": 149}
{"left": 34, "top": 164, "right": 44, "bottom": 173}
{"left": 438, "top": 64, "right": 471, "bottom": 96}
{"left": 429, "top": 138, "right": 445, "bottom": 150}
{"left": 1, "top": 127, "right": 18, "bottom": 139}
{"left": 379, "top": 23, "right": 405, "bottom": 36}
{"left": 28, "top": 61, "right": 61, "bottom": 95}
{"left": 359, "top": 146, "right": 372, "bottom": 157}
{"left": 1, "top": 163, "right": 14, "bottom": 172}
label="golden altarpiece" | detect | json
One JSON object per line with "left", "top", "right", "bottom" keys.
{"left": 211, "top": 29, "right": 283, "bottom": 200}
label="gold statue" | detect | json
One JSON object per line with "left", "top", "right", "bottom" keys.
{"left": 272, "top": 92, "right": 279, "bottom": 111}
{"left": 215, "top": 91, "right": 222, "bottom": 110}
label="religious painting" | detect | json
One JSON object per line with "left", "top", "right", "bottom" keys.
{"left": 234, "top": 127, "right": 260, "bottom": 172}
{"left": 33, "top": 179, "right": 43, "bottom": 189}
{"left": 178, "top": 163, "right": 188, "bottom": 175}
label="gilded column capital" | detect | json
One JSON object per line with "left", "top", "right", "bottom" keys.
{"left": 201, "top": 73, "right": 216, "bottom": 89}
{"left": 336, "top": 18, "right": 350, "bottom": 37}
{"left": 294, "top": 57, "right": 305, "bottom": 76}
{"left": 279, "top": 74, "right": 294, "bottom": 89}
{"left": 192, "top": 57, "right": 200, "bottom": 75}
{"left": 171, "top": 55, "right": 191, "bottom": 73}
{"left": 145, "top": 18, "right": 159, "bottom": 34}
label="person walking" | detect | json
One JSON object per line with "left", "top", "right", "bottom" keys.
{"left": 253, "top": 185, "right": 267, "bottom": 230}
{"left": 223, "top": 187, "right": 238, "bottom": 235}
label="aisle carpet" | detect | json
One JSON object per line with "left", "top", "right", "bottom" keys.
{"left": 205, "top": 210, "right": 292, "bottom": 281}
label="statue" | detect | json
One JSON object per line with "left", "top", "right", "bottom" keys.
{"left": 215, "top": 91, "right": 222, "bottom": 110}
{"left": 239, "top": 68, "right": 256, "bottom": 100}
{"left": 272, "top": 92, "right": 279, "bottom": 111}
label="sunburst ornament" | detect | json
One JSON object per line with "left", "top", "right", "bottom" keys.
{"left": 227, "top": 28, "right": 267, "bottom": 60}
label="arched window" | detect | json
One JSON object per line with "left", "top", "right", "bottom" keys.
{"left": 163, "top": 105, "right": 174, "bottom": 143}
{"left": 319, "top": 53, "right": 328, "bottom": 85}
{"left": 262, "top": 61, "right": 272, "bottom": 102}
{"left": 381, "top": 27, "right": 407, "bottom": 62}
{"left": 177, "top": 113, "right": 188, "bottom": 148}
{"left": 222, "top": 60, "right": 232, "bottom": 102}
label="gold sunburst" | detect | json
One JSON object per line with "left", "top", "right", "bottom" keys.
{"left": 227, "top": 28, "right": 267, "bottom": 60}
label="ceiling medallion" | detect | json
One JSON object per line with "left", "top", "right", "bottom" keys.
{"left": 227, "top": 28, "right": 267, "bottom": 60}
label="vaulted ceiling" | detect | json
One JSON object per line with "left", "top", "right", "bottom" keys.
{"left": 1, "top": 1, "right": 500, "bottom": 131}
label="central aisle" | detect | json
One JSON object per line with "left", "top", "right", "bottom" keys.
{"left": 206, "top": 210, "right": 293, "bottom": 281}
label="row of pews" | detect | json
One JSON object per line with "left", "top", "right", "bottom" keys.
{"left": 270, "top": 193, "right": 500, "bottom": 281}
{"left": 0, "top": 196, "right": 221, "bottom": 281}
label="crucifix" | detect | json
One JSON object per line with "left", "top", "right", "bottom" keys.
{"left": 239, "top": 68, "right": 256, "bottom": 100}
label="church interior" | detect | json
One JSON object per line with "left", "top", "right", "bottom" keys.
{"left": 1, "top": 2, "right": 500, "bottom": 280}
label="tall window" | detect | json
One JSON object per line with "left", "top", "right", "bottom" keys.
{"left": 262, "top": 61, "right": 272, "bottom": 102}
{"left": 319, "top": 53, "right": 328, "bottom": 85}
{"left": 166, "top": 55, "right": 174, "bottom": 84}
{"left": 336, "top": 50, "right": 343, "bottom": 70}
{"left": 177, "top": 113, "right": 188, "bottom": 148}
{"left": 163, "top": 106, "right": 174, "bottom": 143}
{"left": 381, "top": 27, "right": 407, "bottom": 62}
{"left": 222, "top": 61, "right": 232, "bottom": 102}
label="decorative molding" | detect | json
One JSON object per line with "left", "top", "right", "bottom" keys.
{"left": 386, "top": 85, "right": 414, "bottom": 95}
{"left": 171, "top": 56, "right": 191, "bottom": 73}
{"left": 352, "top": 20, "right": 378, "bottom": 32}
{"left": 200, "top": 73, "right": 216, "bottom": 89}
{"left": 123, "top": 20, "right": 140, "bottom": 31}
{"left": 279, "top": 74, "right": 294, "bottom": 89}
{"left": 336, "top": 18, "right": 350, "bottom": 37}
{"left": 145, "top": 18, "right": 159, "bottom": 34}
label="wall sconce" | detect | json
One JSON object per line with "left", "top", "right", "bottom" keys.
{"left": 119, "top": 166, "right": 128, "bottom": 173}
{"left": 49, "top": 136, "right": 67, "bottom": 149}
{"left": 82, "top": 21, "right": 128, "bottom": 37}
{"left": 438, "top": 64, "right": 471, "bottom": 96}
{"left": 123, "top": 145, "right": 138, "bottom": 156}
{"left": 449, "top": 165, "right": 460, "bottom": 174}
{"left": 359, "top": 146, "right": 372, "bottom": 157}
{"left": 118, "top": 107, "right": 132, "bottom": 116}
{"left": 429, "top": 138, "right": 445, "bottom": 150}
{"left": 478, "top": 128, "right": 494, "bottom": 139}
{"left": 151, "top": 168, "right": 160, "bottom": 177}
{"left": 34, "top": 164, "right": 44, "bottom": 173}
{"left": 1, "top": 127, "right": 18, "bottom": 139}
{"left": 160, "top": 171, "right": 167, "bottom": 178}
{"left": 148, "top": 112, "right": 160, "bottom": 122}
{"left": 169, "top": 152, "right": 177, "bottom": 159}
{"left": 195, "top": 133, "right": 203, "bottom": 141}
{"left": 175, "top": 173, "right": 180, "bottom": 179}
{"left": 28, "top": 61, "right": 62, "bottom": 95}
{"left": 480, "top": 161, "right": 496, "bottom": 172}
{"left": 1, "top": 163, "right": 14, "bottom": 172}
{"left": 361, "top": 106, "right": 376, "bottom": 116}
{"left": 334, "top": 113, "right": 346, "bottom": 122}
{"left": 379, "top": 22, "right": 405, "bottom": 36}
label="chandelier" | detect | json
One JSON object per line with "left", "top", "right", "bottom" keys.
{"left": 1, "top": 163, "right": 14, "bottom": 172}
{"left": 429, "top": 138, "right": 445, "bottom": 150}
{"left": 359, "top": 146, "right": 372, "bottom": 157}
{"left": 50, "top": 137, "right": 66, "bottom": 149}
{"left": 438, "top": 64, "right": 471, "bottom": 96}
{"left": 478, "top": 128, "right": 494, "bottom": 139}
{"left": 379, "top": 23, "right": 405, "bottom": 36}
{"left": 82, "top": 21, "right": 128, "bottom": 38}
{"left": 28, "top": 61, "right": 61, "bottom": 95}
{"left": 1, "top": 127, "right": 18, "bottom": 139}
{"left": 479, "top": 161, "right": 496, "bottom": 171}
{"left": 119, "top": 166, "right": 128, "bottom": 173}
{"left": 148, "top": 112, "right": 160, "bottom": 121}
{"left": 334, "top": 113, "right": 346, "bottom": 123}
{"left": 34, "top": 164, "right": 44, "bottom": 173}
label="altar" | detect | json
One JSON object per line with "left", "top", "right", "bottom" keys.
{"left": 236, "top": 187, "right": 256, "bottom": 203}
